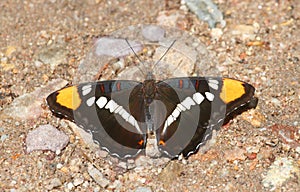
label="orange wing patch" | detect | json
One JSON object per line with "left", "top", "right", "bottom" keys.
{"left": 220, "top": 78, "right": 245, "bottom": 104}
{"left": 56, "top": 86, "right": 81, "bottom": 110}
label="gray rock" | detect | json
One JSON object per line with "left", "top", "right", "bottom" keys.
{"left": 185, "top": 0, "right": 226, "bottom": 28}
{"left": 142, "top": 25, "right": 165, "bottom": 42}
{"left": 0, "top": 78, "right": 68, "bottom": 120}
{"left": 26, "top": 124, "right": 69, "bottom": 153}
{"left": 95, "top": 37, "right": 142, "bottom": 58}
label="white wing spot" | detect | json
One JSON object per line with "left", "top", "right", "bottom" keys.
{"left": 162, "top": 111, "right": 178, "bottom": 134}
{"left": 82, "top": 84, "right": 92, "bottom": 96}
{"left": 96, "top": 96, "right": 108, "bottom": 108}
{"left": 172, "top": 108, "right": 180, "bottom": 119}
{"left": 96, "top": 98, "right": 142, "bottom": 135}
{"left": 208, "top": 82, "right": 218, "bottom": 90}
{"left": 193, "top": 92, "right": 204, "bottom": 104}
{"left": 121, "top": 110, "right": 130, "bottom": 121}
{"left": 105, "top": 100, "right": 119, "bottom": 113}
{"left": 86, "top": 96, "right": 95, "bottom": 107}
{"left": 205, "top": 92, "right": 215, "bottom": 101}
{"left": 114, "top": 106, "right": 122, "bottom": 113}
{"left": 177, "top": 104, "right": 185, "bottom": 111}
{"left": 167, "top": 116, "right": 174, "bottom": 126}
{"left": 181, "top": 96, "right": 196, "bottom": 110}
{"left": 208, "top": 79, "right": 219, "bottom": 85}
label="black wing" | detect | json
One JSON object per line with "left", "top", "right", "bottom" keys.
{"left": 46, "top": 80, "right": 147, "bottom": 159}
{"left": 154, "top": 77, "right": 257, "bottom": 158}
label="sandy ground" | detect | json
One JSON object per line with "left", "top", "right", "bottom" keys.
{"left": 0, "top": 0, "right": 299, "bottom": 191}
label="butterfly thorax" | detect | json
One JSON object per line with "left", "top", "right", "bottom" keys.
{"left": 142, "top": 79, "right": 156, "bottom": 105}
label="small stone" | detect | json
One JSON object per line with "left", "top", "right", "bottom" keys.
{"left": 117, "top": 161, "right": 127, "bottom": 169}
{"left": 96, "top": 149, "right": 109, "bottom": 158}
{"left": 0, "top": 79, "right": 68, "bottom": 120}
{"left": 185, "top": 0, "right": 226, "bottom": 28}
{"left": 157, "top": 11, "right": 184, "bottom": 28}
{"left": 46, "top": 178, "right": 62, "bottom": 190}
{"left": 26, "top": 124, "right": 69, "bottom": 153}
{"left": 134, "top": 186, "right": 152, "bottom": 192}
{"left": 109, "top": 180, "right": 122, "bottom": 190}
{"left": 246, "top": 146, "right": 260, "bottom": 154}
{"left": 67, "top": 182, "right": 75, "bottom": 190}
{"left": 55, "top": 149, "right": 61, "bottom": 155}
{"left": 224, "top": 148, "right": 247, "bottom": 162}
{"left": 1, "top": 134, "right": 9, "bottom": 142}
{"left": 270, "top": 97, "right": 281, "bottom": 106}
{"left": 36, "top": 43, "right": 68, "bottom": 70}
{"left": 142, "top": 25, "right": 165, "bottom": 42}
{"left": 262, "top": 157, "right": 300, "bottom": 189}
{"left": 87, "top": 164, "right": 110, "bottom": 188}
{"left": 210, "top": 28, "right": 223, "bottom": 40}
{"left": 95, "top": 37, "right": 142, "bottom": 58}
{"left": 231, "top": 25, "right": 256, "bottom": 40}
{"left": 56, "top": 163, "right": 63, "bottom": 169}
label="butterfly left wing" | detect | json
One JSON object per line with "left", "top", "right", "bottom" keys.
{"left": 46, "top": 80, "right": 147, "bottom": 159}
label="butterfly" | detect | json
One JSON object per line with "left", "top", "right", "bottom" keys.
{"left": 47, "top": 39, "right": 258, "bottom": 159}
{"left": 47, "top": 75, "right": 257, "bottom": 159}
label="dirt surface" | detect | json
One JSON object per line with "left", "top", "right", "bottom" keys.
{"left": 1, "top": 0, "right": 300, "bottom": 191}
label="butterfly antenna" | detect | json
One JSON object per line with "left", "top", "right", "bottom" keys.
{"left": 125, "top": 39, "right": 146, "bottom": 76}
{"left": 152, "top": 40, "right": 176, "bottom": 70}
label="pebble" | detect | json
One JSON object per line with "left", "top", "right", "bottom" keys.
{"left": 185, "top": 0, "right": 226, "bottom": 28}
{"left": 109, "top": 179, "right": 122, "bottom": 190}
{"left": 0, "top": 78, "right": 68, "bottom": 120}
{"left": 142, "top": 25, "right": 165, "bottom": 42}
{"left": 67, "top": 182, "right": 75, "bottom": 190}
{"left": 262, "top": 157, "right": 300, "bottom": 190}
{"left": 1, "top": 134, "right": 9, "bottom": 142}
{"left": 270, "top": 97, "right": 281, "bottom": 106}
{"left": 26, "top": 124, "right": 69, "bottom": 153}
{"left": 117, "top": 161, "right": 127, "bottom": 169}
{"left": 46, "top": 178, "right": 62, "bottom": 190}
{"left": 56, "top": 163, "right": 63, "bottom": 169}
{"left": 231, "top": 25, "right": 256, "bottom": 40}
{"left": 94, "top": 37, "right": 142, "bottom": 58}
{"left": 210, "top": 28, "right": 223, "bottom": 40}
{"left": 135, "top": 186, "right": 152, "bottom": 192}
{"left": 224, "top": 148, "right": 247, "bottom": 162}
{"left": 35, "top": 43, "right": 68, "bottom": 70}
{"left": 156, "top": 11, "right": 184, "bottom": 28}
{"left": 87, "top": 164, "right": 110, "bottom": 188}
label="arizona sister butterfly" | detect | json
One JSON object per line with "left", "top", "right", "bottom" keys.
{"left": 46, "top": 39, "right": 258, "bottom": 159}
